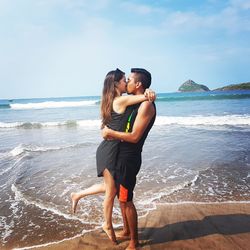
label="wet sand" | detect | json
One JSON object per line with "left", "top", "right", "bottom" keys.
{"left": 15, "top": 202, "right": 250, "bottom": 250}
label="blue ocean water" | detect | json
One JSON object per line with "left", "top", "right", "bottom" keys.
{"left": 0, "top": 90, "right": 250, "bottom": 249}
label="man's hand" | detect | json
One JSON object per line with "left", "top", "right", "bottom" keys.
{"left": 144, "top": 89, "right": 156, "bottom": 102}
{"left": 102, "top": 126, "right": 114, "bottom": 140}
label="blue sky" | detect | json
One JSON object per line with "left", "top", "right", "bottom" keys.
{"left": 0, "top": 0, "right": 250, "bottom": 99}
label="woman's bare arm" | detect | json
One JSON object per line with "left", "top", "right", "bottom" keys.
{"left": 113, "top": 90, "right": 156, "bottom": 114}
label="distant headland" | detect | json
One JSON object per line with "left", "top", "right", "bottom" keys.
{"left": 178, "top": 80, "right": 250, "bottom": 92}
{"left": 178, "top": 80, "right": 210, "bottom": 92}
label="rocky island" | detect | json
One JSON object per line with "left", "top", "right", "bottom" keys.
{"left": 178, "top": 80, "right": 210, "bottom": 92}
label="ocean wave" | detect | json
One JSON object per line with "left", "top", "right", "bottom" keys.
{"left": 0, "top": 154, "right": 27, "bottom": 176}
{"left": 11, "top": 184, "right": 99, "bottom": 225}
{"left": 1, "top": 115, "right": 249, "bottom": 129}
{"left": 155, "top": 115, "right": 250, "bottom": 126}
{"left": 0, "top": 120, "right": 101, "bottom": 129}
{"left": 13, "top": 233, "right": 84, "bottom": 250}
{"left": 0, "top": 103, "right": 11, "bottom": 109}
{"left": 9, "top": 100, "right": 99, "bottom": 110}
{"left": 8, "top": 143, "right": 94, "bottom": 157}
{"left": 138, "top": 171, "right": 199, "bottom": 206}
{"left": 1, "top": 92, "right": 249, "bottom": 111}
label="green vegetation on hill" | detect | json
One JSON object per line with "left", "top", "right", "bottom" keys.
{"left": 214, "top": 82, "right": 250, "bottom": 91}
{"left": 178, "top": 80, "right": 250, "bottom": 92}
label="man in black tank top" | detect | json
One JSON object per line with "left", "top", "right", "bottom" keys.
{"left": 102, "top": 68, "right": 156, "bottom": 250}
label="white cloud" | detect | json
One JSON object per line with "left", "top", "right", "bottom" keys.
{"left": 230, "top": 0, "right": 250, "bottom": 10}
{"left": 120, "top": 2, "right": 163, "bottom": 15}
{"left": 160, "top": 2, "right": 250, "bottom": 35}
{"left": 36, "top": 0, "right": 111, "bottom": 10}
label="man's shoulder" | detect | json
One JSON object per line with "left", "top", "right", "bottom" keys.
{"left": 139, "top": 101, "right": 156, "bottom": 113}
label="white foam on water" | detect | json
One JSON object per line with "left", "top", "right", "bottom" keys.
{"left": 58, "top": 185, "right": 73, "bottom": 198}
{"left": 190, "top": 174, "right": 199, "bottom": 187}
{"left": 0, "top": 216, "right": 14, "bottom": 244}
{"left": 0, "top": 183, "right": 7, "bottom": 189}
{"left": 10, "top": 100, "right": 99, "bottom": 110}
{"left": 156, "top": 200, "right": 250, "bottom": 205}
{"left": 10, "top": 144, "right": 26, "bottom": 157}
{"left": 9, "top": 198, "right": 20, "bottom": 219}
{"left": 0, "top": 165, "right": 15, "bottom": 176}
{"left": 9, "top": 144, "right": 62, "bottom": 157}
{"left": 0, "top": 151, "right": 8, "bottom": 159}
{"left": 137, "top": 176, "right": 198, "bottom": 209}
{"left": 0, "top": 121, "right": 23, "bottom": 128}
{"left": 1, "top": 114, "right": 250, "bottom": 129}
{"left": 11, "top": 184, "right": 99, "bottom": 225}
{"left": 136, "top": 169, "right": 247, "bottom": 218}
{"left": 155, "top": 115, "right": 250, "bottom": 126}
{"left": 208, "top": 187, "right": 215, "bottom": 194}
{"left": 8, "top": 142, "right": 91, "bottom": 158}
{"left": 0, "top": 154, "right": 26, "bottom": 176}
{"left": 77, "top": 119, "right": 101, "bottom": 127}
{"left": 0, "top": 193, "right": 21, "bottom": 244}
{"left": 167, "top": 175, "right": 177, "bottom": 179}
{"left": 13, "top": 232, "right": 84, "bottom": 250}
{"left": 0, "top": 119, "right": 101, "bottom": 129}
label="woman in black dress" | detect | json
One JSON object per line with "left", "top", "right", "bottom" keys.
{"left": 71, "top": 69, "right": 155, "bottom": 243}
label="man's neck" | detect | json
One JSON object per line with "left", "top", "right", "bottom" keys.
{"left": 134, "top": 89, "right": 144, "bottom": 95}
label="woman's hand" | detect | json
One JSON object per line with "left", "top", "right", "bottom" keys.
{"left": 144, "top": 89, "right": 156, "bottom": 102}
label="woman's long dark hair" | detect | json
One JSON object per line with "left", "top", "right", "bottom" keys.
{"left": 101, "top": 68, "right": 125, "bottom": 128}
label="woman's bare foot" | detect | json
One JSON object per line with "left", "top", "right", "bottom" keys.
{"left": 115, "top": 230, "right": 130, "bottom": 239}
{"left": 125, "top": 240, "right": 139, "bottom": 250}
{"left": 70, "top": 192, "right": 80, "bottom": 214}
{"left": 102, "top": 224, "right": 118, "bottom": 245}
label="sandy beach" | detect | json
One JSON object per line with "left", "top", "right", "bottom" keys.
{"left": 13, "top": 202, "right": 250, "bottom": 250}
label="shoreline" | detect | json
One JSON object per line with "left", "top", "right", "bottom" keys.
{"left": 11, "top": 201, "right": 250, "bottom": 250}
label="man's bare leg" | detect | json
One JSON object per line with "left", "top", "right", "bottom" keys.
{"left": 116, "top": 201, "right": 130, "bottom": 238}
{"left": 102, "top": 169, "right": 117, "bottom": 244}
{"left": 124, "top": 201, "right": 139, "bottom": 250}
{"left": 71, "top": 182, "right": 105, "bottom": 213}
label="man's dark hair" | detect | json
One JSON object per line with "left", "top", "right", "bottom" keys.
{"left": 131, "top": 68, "right": 151, "bottom": 89}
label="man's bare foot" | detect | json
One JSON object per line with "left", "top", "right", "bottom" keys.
{"left": 125, "top": 240, "right": 139, "bottom": 250}
{"left": 102, "top": 224, "right": 118, "bottom": 245}
{"left": 115, "top": 230, "right": 130, "bottom": 239}
{"left": 70, "top": 192, "right": 80, "bottom": 214}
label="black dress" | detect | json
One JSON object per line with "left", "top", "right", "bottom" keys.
{"left": 96, "top": 111, "right": 124, "bottom": 178}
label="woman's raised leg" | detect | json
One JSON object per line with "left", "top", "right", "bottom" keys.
{"left": 71, "top": 182, "right": 106, "bottom": 213}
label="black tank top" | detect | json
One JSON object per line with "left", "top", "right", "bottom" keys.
{"left": 119, "top": 102, "right": 156, "bottom": 156}
{"left": 107, "top": 111, "right": 124, "bottom": 131}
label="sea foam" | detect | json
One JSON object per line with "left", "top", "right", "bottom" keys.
{"left": 155, "top": 115, "right": 250, "bottom": 126}
{"left": 0, "top": 120, "right": 101, "bottom": 129}
{"left": 0, "top": 154, "right": 26, "bottom": 176}
{"left": 1, "top": 115, "right": 249, "bottom": 129}
{"left": 11, "top": 184, "right": 99, "bottom": 225}
{"left": 10, "top": 100, "right": 99, "bottom": 110}
{"left": 3, "top": 143, "right": 93, "bottom": 159}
